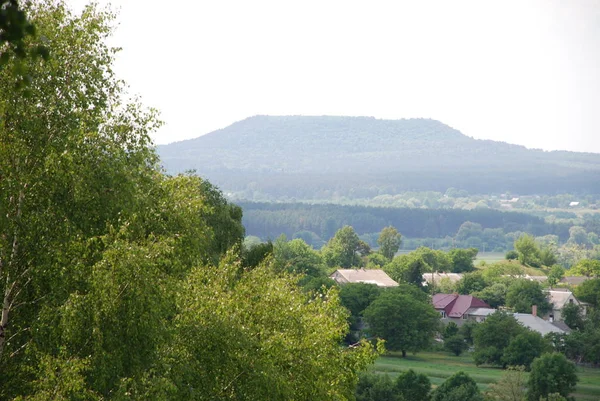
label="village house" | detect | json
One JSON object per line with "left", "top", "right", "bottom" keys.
{"left": 422, "top": 272, "right": 462, "bottom": 287}
{"left": 432, "top": 293, "right": 495, "bottom": 324}
{"left": 513, "top": 310, "right": 571, "bottom": 336}
{"left": 545, "top": 288, "right": 586, "bottom": 322}
{"left": 329, "top": 268, "right": 399, "bottom": 287}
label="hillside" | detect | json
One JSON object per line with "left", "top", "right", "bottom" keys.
{"left": 157, "top": 116, "right": 600, "bottom": 197}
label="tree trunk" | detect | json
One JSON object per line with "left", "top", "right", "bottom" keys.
{"left": 402, "top": 349, "right": 406, "bottom": 358}
{"left": 0, "top": 286, "right": 10, "bottom": 356}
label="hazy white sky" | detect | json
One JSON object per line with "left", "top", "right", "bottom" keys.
{"left": 69, "top": 0, "right": 600, "bottom": 152}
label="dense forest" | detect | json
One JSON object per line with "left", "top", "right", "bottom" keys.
{"left": 157, "top": 115, "right": 600, "bottom": 198}
{"left": 239, "top": 202, "right": 573, "bottom": 247}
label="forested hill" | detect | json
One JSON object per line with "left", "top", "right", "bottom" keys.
{"left": 157, "top": 116, "right": 600, "bottom": 196}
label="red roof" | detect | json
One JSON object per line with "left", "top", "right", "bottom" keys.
{"left": 432, "top": 293, "right": 490, "bottom": 318}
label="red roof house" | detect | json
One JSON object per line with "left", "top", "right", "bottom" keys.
{"left": 432, "top": 293, "right": 491, "bottom": 320}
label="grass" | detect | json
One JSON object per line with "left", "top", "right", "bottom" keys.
{"left": 475, "top": 252, "right": 506, "bottom": 264}
{"left": 371, "top": 351, "right": 600, "bottom": 400}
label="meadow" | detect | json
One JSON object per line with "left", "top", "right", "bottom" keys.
{"left": 371, "top": 352, "right": 600, "bottom": 400}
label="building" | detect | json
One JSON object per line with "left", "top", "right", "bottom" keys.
{"left": 559, "top": 276, "right": 590, "bottom": 286}
{"left": 422, "top": 272, "right": 463, "bottom": 287}
{"left": 513, "top": 313, "right": 570, "bottom": 335}
{"left": 329, "top": 269, "right": 399, "bottom": 287}
{"left": 432, "top": 293, "right": 493, "bottom": 323}
{"left": 546, "top": 289, "right": 585, "bottom": 322}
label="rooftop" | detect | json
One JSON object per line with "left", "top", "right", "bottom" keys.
{"left": 432, "top": 294, "right": 490, "bottom": 318}
{"left": 330, "top": 269, "right": 399, "bottom": 287}
{"left": 513, "top": 313, "right": 569, "bottom": 335}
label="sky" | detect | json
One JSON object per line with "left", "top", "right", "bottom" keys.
{"left": 68, "top": 0, "right": 600, "bottom": 153}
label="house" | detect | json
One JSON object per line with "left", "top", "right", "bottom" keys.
{"left": 464, "top": 307, "right": 497, "bottom": 322}
{"left": 545, "top": 289, "right": 586, "bottom": 322}
{"left": 569, "top": 201, "right": 580, "bottom": 207}
{"left": 559, "top": 276, "right": 590, "bottom": 286}
{"left": 432, "top": 293, "right": 493, "bottom": 323}
{"left": 422, "top": 272, "right": 462, "bottom": 287}
{"left": 513, "top": 313, "right": 570, "bottom": 336}
{"left": 329, "top": 269, "right": 399, "bottom": 287}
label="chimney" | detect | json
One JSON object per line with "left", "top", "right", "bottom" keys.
{"left": 532, "top": 305, "right": 537, "bottom": 317}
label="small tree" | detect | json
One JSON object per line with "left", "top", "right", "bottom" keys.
{"left": 561, "top": 303, "right": 584, "bottom": 331}
{"left": 356, "top": 372, "right": 400, "bottom": 401}
{"left": 448, "top": 248, "right": 478, "bottom": 273}
{"left": 395, "top": 369, "right": 431, "bottom": 401}
{"left": 484, "top": 365, "right": 527, "bottom": 401}
{"left": 456, "top": 271, "right": 488, "bottom": 295}
{"left": 377, "top": 226, "right": 402, "bottom": 260}
{"left": 443, "top": 322, "right": 460, "bottom": 339}
{"left": 431, "top": 371, "right": 483, "bottom": 401}
{"left": 445, "top": 335, "right": 469, "bottom": 356}
{"left": 502, "top": 331, "right": 551, "bottom": 369}
{"left": 506, "top": 279, "right": 552, "bottom": 315}
{"left": 363, "top": 287, "right": 440, "bottom": 357}
{"left": 574, "top": 278, "right": 600, "bottom": 307}
{"left": 570, "top": 259, "right": 600, "bottom": 277}
{"left": 514, "top": 234, "right": 542, "bottom": 267}
{"left": 527, "top": 353, "right": 578, "bottom": 401}
{"left": 473, "top": 312, "right": 527, "bottom": 367}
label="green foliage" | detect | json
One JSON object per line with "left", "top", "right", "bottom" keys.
{"left": 459, "top": 320, "right": 478, "bottom": 346}
{"left": 474, "top": 283, "right": 508, "bottom": 308}
{"left": 539, "top": 246, "right": 558, "bottom": 267}
{"left": 239, "top": 201, "right": 554, "bottom": 249}
{"left": 0, "top": 2, "right": 384, "bottom": 399}
{"left": 515, "top": 234, "right": 542, "bottom": 268}
{"left": 168, "top": 256, "right": 382, "bottom": 400}
{"left": 547, "top": 265, "right": 565, "bottom": 287}
{"left": 431, "top": 371, "right": 483, "bottom": 401}
{"left": 456, "top": 271, "right": 488, "bottom": 295}
{"left": 444, "top": 335, "right": 469, "bottom": 356}
{"left": 363, "top": 286, "right": 439, "bottom": 356}
{"left": 506, "top": 250, "right": 519, "bottom": 260}
{"left": 569, "top": 259, "right": 600, "bottom": 277}
{"left": 561, "top": 303, "right": 584, "bottom": 331}
{"left": 573, "top": 278, "right": 600, "bottom": 307}
{"left": 367, "top": 252, "right": 390, "bottom": 268}
{"left": 242, "top": 240, "right": 273, "bottom": 268}
{"left": 484, "top": 365, "right": 527, "bottom": 401}
{"left": 473, "top": 312, "right": 527, "bottom": 367}
{"left": 448, "top": 248, "right": 478, "bottom": 273}
{"left": 501, "top": 331, "right": 552, "bottom": 369}
{"left": 339, "top": 283, "right": 382, "bottom": 318}
{"left": 356, "top": 373, "right": 400, "bottom": 401}
{"left": 378, "top": 226, "right": 402, "bottom": 260}
{"left": 413, "top": 247, "right": 452, "bottom": 272}
{"left": 527, "top": 353, "right": 578, "bottom": 401}
{"left": 322, "top": 225, "right": 366, "bottom": 268}
{"left": 505, "top": 280, "right": 552, "bottom": 315}
{"left": 395, "top": 369, "right": 431, "bottom": 401}
{"left": 443, "top": 322, "right": 460, "bottom": 339}
{"left": 273, "top": 236, "right": 323, "bottom": 276}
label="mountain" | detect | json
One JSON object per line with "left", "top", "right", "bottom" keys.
{"left": 157, "top": 116, "right": 600, "bottom": 197}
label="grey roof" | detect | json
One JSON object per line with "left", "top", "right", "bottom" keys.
{"left": 513, "top": 313, "right": 567, "bottom": 335}
{"left": 560, "top": 276, "right": 589, "bottom": 286}
{"left": 422, "top": 272, "right": 463, "bottom": 284}
{"left": 466, "top": 307, "right": 497, "bottom": 316}
{"left": 551, "top": 321, "right": 572, "bottom": 334}
{"left": 330, "top": 269, "right": 399, "bottom": 287}
{"left": 547, "top": 290, "right": 578, "bottom": 310}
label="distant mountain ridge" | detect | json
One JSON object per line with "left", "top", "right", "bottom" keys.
{"left": 157, "top": 116, "right": 600, "bottom": 196}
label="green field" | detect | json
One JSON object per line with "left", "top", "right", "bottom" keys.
{"left": 371, "top": 352, "right": 600, "bottom": 400}
{"left": 475, "top": 252, "right": 506, "bottom": 264}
